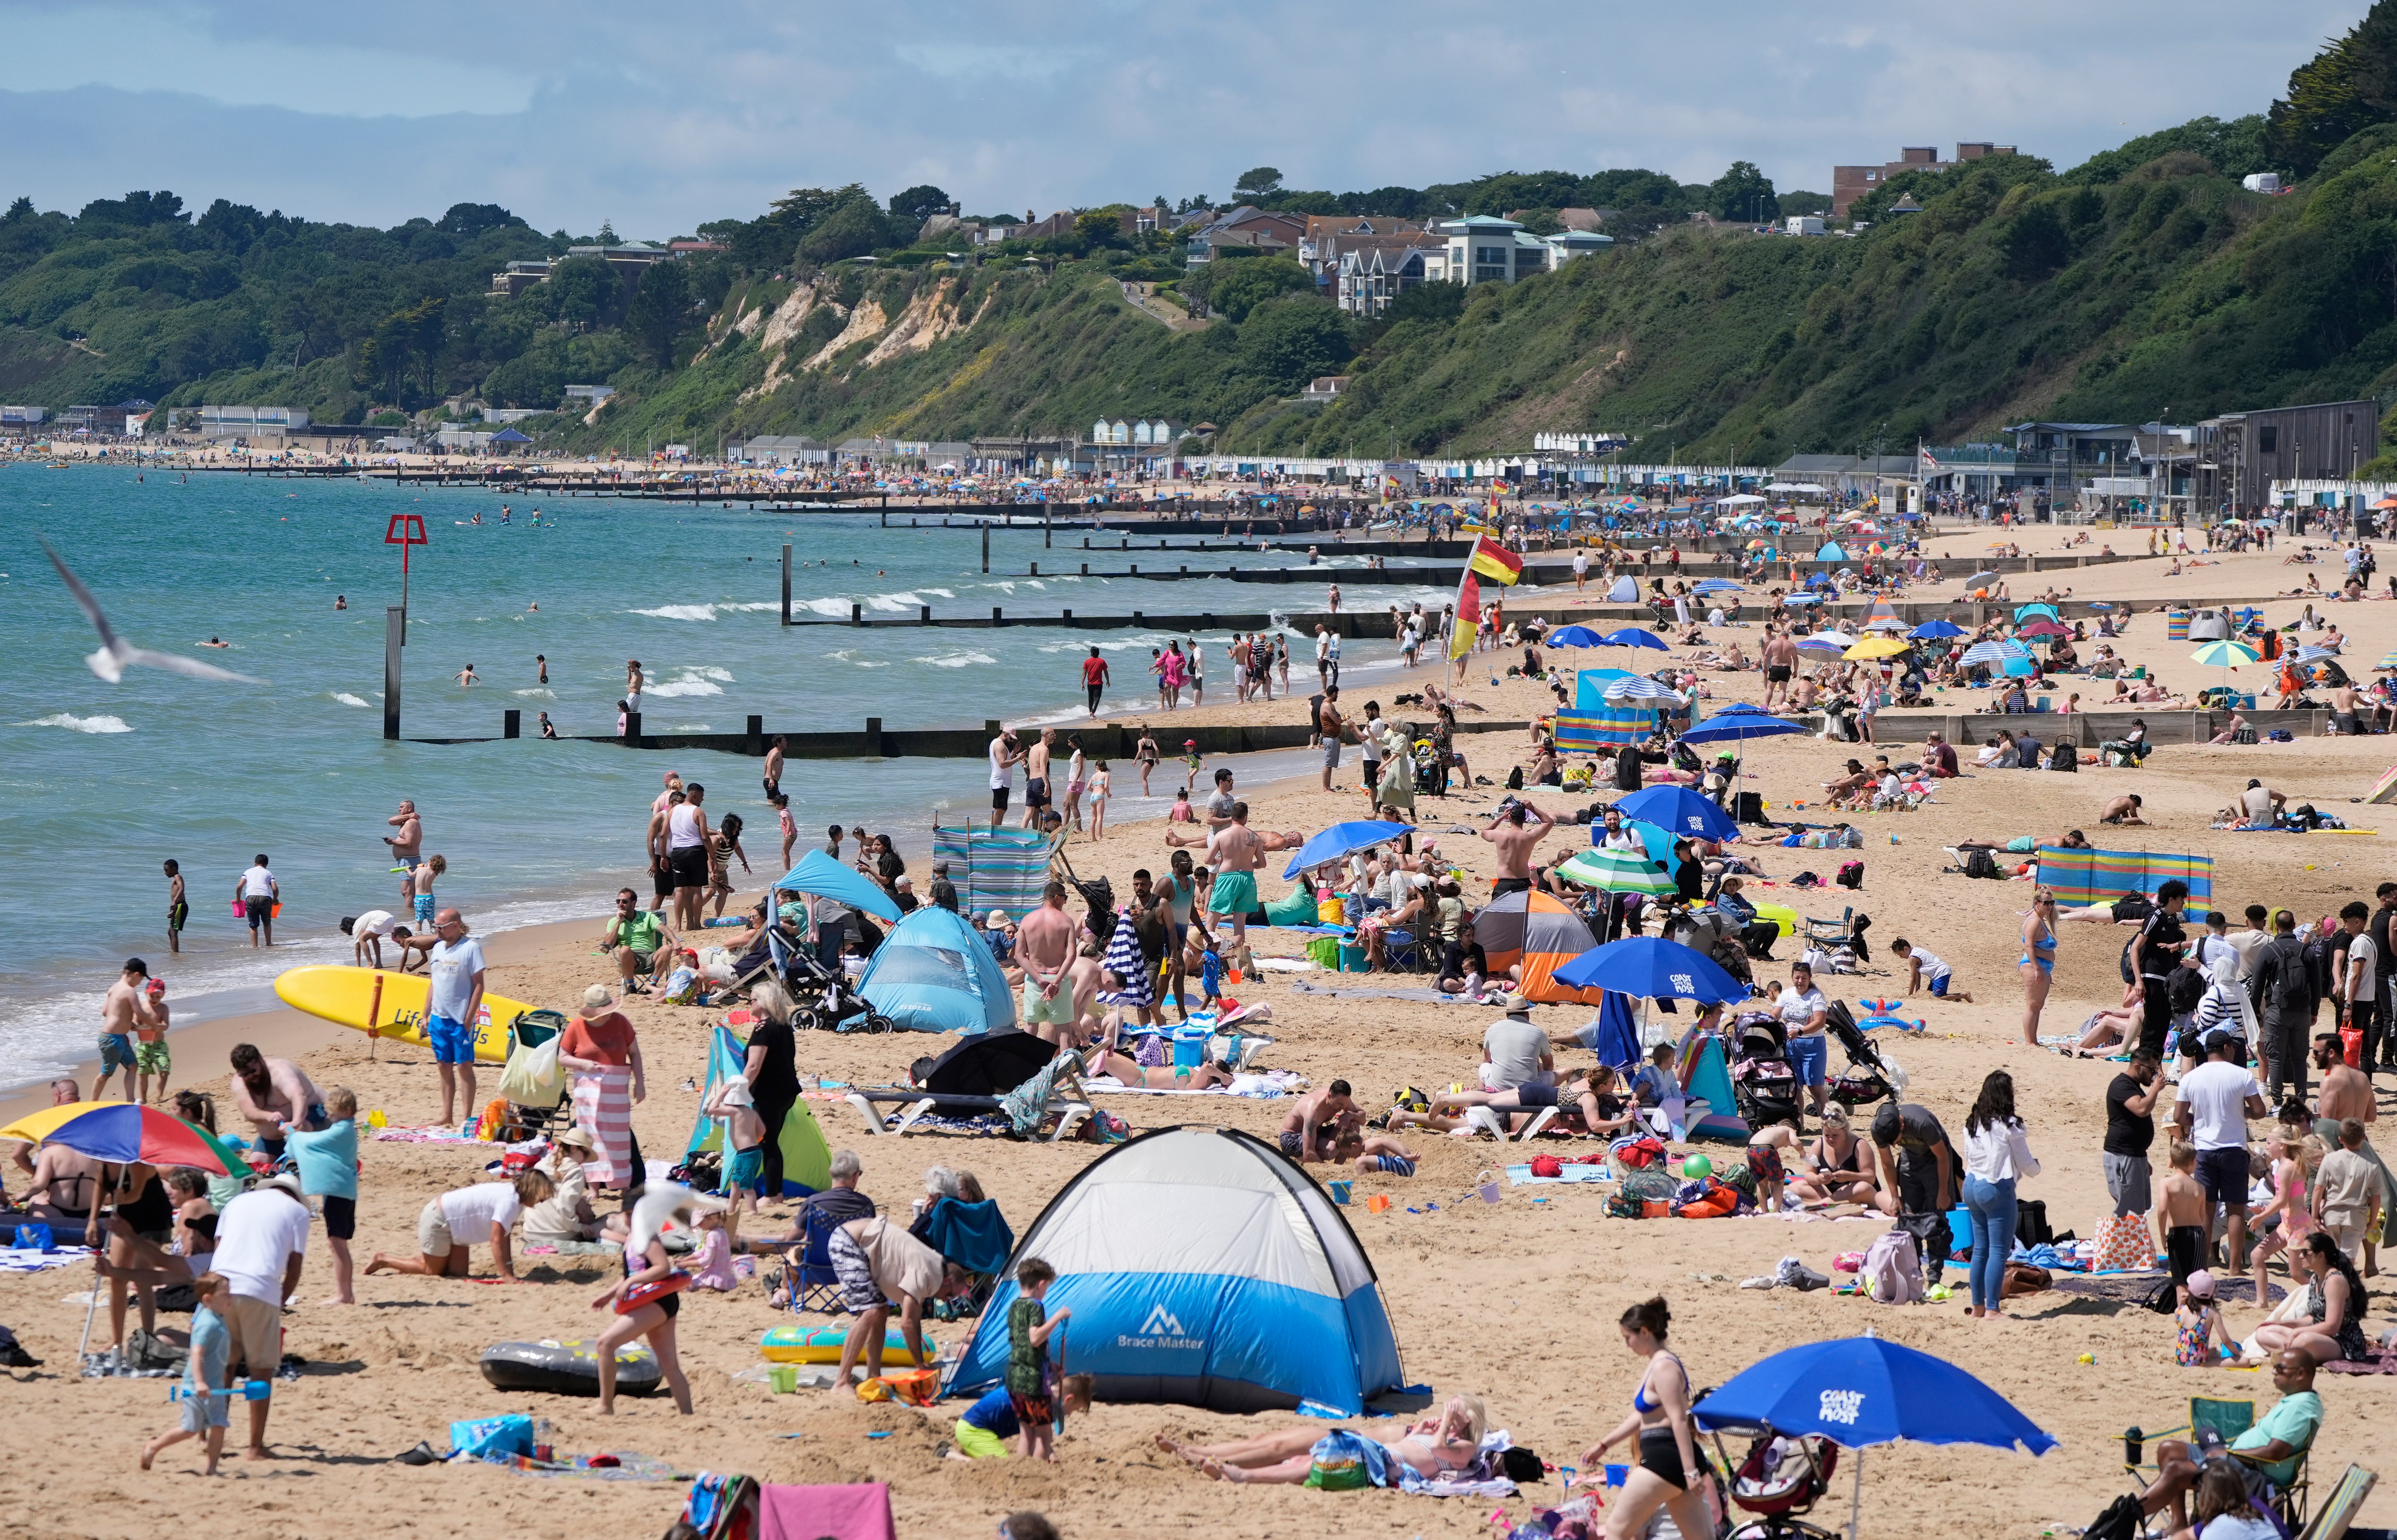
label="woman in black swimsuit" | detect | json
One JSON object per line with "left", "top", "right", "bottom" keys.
{"left": 1582, "top": 1297, "right": 1711, "bottom": 1540}
{"left": 99, "top": 1163, "right": 172, "bottom": 1352}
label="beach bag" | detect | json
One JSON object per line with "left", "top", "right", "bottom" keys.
{"left": 1864, "top": 1227, "right": 1925, "bottom": 1304}
{"left": 2093, "top": 1211, "right": 2151, "bottom": 1273}
{"left": 451, "top": 1413, "right": 535, "bottom": 1461}
{"left": 857, "top": 1367, "right": 938, "bottom": 1407}
{"left": 2001, "top": 1262, "right": 2053, "bottom": 1298}
{"left": 1303, "top": 1430, "right": 1380, "bottom": 1491}
{"left": 499, "top": 1034, "right": 565, "bottom": 1107}
{"left": 1835, "top": 861, "right": 1864, "bottom": 891}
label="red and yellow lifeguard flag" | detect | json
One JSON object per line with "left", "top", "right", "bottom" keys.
{"left": 1449, "top": 572, "right": 1481, "bottom": 660}
{"left": 1468, "top": 534, "right": 1524, "bottom": 585}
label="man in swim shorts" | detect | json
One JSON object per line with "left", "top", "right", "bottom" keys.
{"left": 1276, "top": 1081, "right": 1356, "bottom": 1163}
{"left": 97, "top": 957, "right": 159, "bottom": 1103}
{"left": 1205, "top": 802, "right": 1265, "bottom": 948}
{"left": 163, "top": 859, "right": 187, "bottom": 955}
{"left": 396, "top": 909, "right": 486, "bottom": 1129}
{"left": 1761, "top": 628, "right": 1798, "bottom": 712}
{"left": 1482, "top": 798, "right": 1556, "bottom": 898}
{"left": 987, "top": 727, "right": 1018, "bottom": 831}
{"left": 1022, "top": 727, "right": 1055, "bottom": 829}
{"left": 1015, "top": 882, "right": 1082, "bottom": 1045}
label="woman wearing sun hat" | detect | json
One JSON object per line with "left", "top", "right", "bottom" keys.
{"left": 560, "top": 984, "right": 644, "bottom": 1194}
{"left": 522, "top": 1125, "right": 606, "bottom": 1247}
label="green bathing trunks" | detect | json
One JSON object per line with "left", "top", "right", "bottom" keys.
{"left": 1208, "top": 870, "right": 1259, "bottom": 916}
{"left": 135, "top": 1038, "right": 170, "bottom": 1074}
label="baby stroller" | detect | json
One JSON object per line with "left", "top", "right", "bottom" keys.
{"left": 766, "top": 926, "right": 893, "bottom": 1034}
{"left": 1708, "top": 1420, "right": 1843, "bottom": 1540}
{"left": 1729, "top": 1012, "right": 1801, "bottom": 1131}
{"left": 1823, "top": 999, "right": 1899, "bottom": 1107}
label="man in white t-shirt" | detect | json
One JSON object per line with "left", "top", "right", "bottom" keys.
{"left": 1479, "top": 998, "right": 1554, "bottom": 1091}
{"left": 209, "top": 1173, "right": 310, "bottom": 1457}
{"left": 986, "top": 728, "right": 1018, "bottom": 832}
{"left": 341, "top": 909, "right": 409, "bottom": 970}
{"left": 396, "top": 909, "right": 486, "bottom": 1130}
{"left": 1572, "top": 548, "right": 1590, "bottom": 593}
{"left": 2335, "top": 899, "right": 2381, "bottom": 1072}
{"left": 2175, "top": 1030, "right": 2268, "bottom": 1271}
{"left": 234, "top": 854, "right": 277, "bottom": 948}
{"left": 367, "top": 1173, "right": 538, "bottom": 1282}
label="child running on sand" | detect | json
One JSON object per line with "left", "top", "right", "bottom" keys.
{"left": 2174, "top": 1269, "right": 2233, "bottom": 1366}
{"left": 142, "top": 1272, "right": 231, "bottom": 1475}
{"left": 1007, "top": 1257, "right": 1072, "bottom": 1461}
{"left": 1181, "top": 739, "right": 1204, "bottom": 793}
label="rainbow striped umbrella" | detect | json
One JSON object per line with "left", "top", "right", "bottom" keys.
{"left": 0, "top": 1101, "right": 239, "bottom": 1174}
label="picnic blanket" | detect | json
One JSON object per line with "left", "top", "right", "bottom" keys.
{"left": 487, "top": 1451, "right": 690, "bottom": 1482}
{"left": 2034, "top": 844, "right": 2214, "bottom": 907}
{"left": 1288, "top": 979, "right": 1477, "bottom": 1004}
{"left": 1084, "top": 1071, "right": 1301, "bottom": 1099}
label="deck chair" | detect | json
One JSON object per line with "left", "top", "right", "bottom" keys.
{"left": 1801, "top": 906, "right": 1856, "bottom": 952}
{"left": 2293, "top": 1465, "right": 2374, "bottom": 1540}
{"left": 779, "top": 1203, "right": 848, "bottom": 1316}
{"left": 843, "top": 1064, "right": 1093, "bottom": 1142}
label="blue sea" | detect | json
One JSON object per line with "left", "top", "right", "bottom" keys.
{"left": 0, "top": 462, "right": 1500, "bottom": 1087}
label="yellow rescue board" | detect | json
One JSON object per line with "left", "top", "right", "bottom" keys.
{"left": 272, "top": 964, "right": 531, "bottom": 1063}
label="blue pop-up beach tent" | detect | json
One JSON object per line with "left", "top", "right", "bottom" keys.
{"left": 946, "top": 1126, "right": 1405, "bottom": 1415}
{"left": 856, "top": 904, "right": 1015, "bottom": 1034}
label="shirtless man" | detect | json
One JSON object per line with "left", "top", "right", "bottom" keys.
{"left": 1760, "top": 627, "right": 1798, "bottom": 712}
{"left": 1205, "top": 802, "right": 1266, "bottom": 949}
{"left": 1014, "top": 881, "right": 1081, "bottom": 1047}
{"left": 644, "top": 789, "right": 683, "bottom": 914}
{"left": 2330, "top": 679, "right": 2365, "bottom": 736}
{"left": 1482, "top": 800, "right": 1555, "bottom": 898}
{"left": 2097, "top": 793, "right": 2148, "bottom": 826}
{"left": 97, "top": 959, "right": 162, "bottom": 1102}
{"left": 227, "top": 1043, "right": 324, "bottom": 1165}
{"left": 1276, "top": 1080, "right": 1357, "bottom": 1163}
{"left": 1022, "top": 727, "right": 1055, "bottom": 832}
{"left": 1317, "top": 687, "right": 1348, "bottom": 792}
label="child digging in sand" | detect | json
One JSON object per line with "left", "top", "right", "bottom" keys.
{"left": 1007, "top": 1257, "right": 1072, "bottom": 1461}
{"left": 947, "top": 1373, "right": 1095, "bottom": 1459}
{"left": 142, "top": 1272, "right": 232, "bottom": 1475}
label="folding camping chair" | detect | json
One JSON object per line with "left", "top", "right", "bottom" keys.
{"left": 2122, "top": 1396, "right": 2316, "bottom": 1533}
{"left": 781, "top": 1203, "right": 848, "bottom": 1316}
{"left": 1382, "top": 925, "right": 1424, "bottom": 974}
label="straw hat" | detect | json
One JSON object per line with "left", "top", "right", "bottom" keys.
{"left": 550, "top": 1125, "right": 597, "bottom": 1153}
{"left": 583, "top": 984, "right": 616, "bottom": 1010}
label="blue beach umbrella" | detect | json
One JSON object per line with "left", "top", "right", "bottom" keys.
{"left": 1602, "top": 627, "right": 1670, "bottom": 651}
{"left": 1551, "top": 935, "right": 1745, "bottom": 1002}
{"left": 1693, "top": 1335, "right": 2055, "bottom": 1538}
{"left": 1278, "top": 820, "right": 1417, "bottom": 881}
{"left": 1546, "top": 625, "right": 1611, "bottom": 648}
{"left": 1908, "top": 619, "right": 1966, "bottom": 640}
{"left": 2002, "top": 656, "right": 2039, "bottom": 677}
{"left": 1616, "top": 785, "right": 1739, "bottom": 841}
{"left": 1678, "top": 706, "right": 1805, "bottom": 746}
{"left": 774, "top": 849, "right": 903, "bottom": 922}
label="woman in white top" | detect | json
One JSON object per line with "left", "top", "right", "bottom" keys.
{"left": 1959, "top": 1070, "right": 2040, "bottom": 1320}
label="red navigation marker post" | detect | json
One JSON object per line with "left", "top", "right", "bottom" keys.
{"left": 383, "top": 513, "right": 427, "bottom": 740}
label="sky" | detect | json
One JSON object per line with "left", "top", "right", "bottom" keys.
{"left": 0, "top": 1, "right": 2362, "bottom": 236}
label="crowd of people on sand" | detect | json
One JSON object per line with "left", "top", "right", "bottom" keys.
{"left": 16, "top": 524, "right": 2397, "bottom": 1537}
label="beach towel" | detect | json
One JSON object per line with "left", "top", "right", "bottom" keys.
{"left": 757, "top": 1481, "right": 896, "bottom": 1540}
{"left": 572, "top": 1064, "right": 636, "bottom": 1187}
{"left": 917, "top": 1198, "right": 1015, "bottom": 1276}
{"left": 1505, "top": 1163, "right": 1614, "bottom": 1185}
{"left": 1097, "top": 908, "right": 1152, "bottom": 1008}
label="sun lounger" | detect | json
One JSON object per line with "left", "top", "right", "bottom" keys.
{"left": 842, "top": 1071, "right": 1093, "bottom": 1142}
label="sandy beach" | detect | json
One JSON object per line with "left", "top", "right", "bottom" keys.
{"left": 4, "top": 517, "right": 2395, "bottom": 1540}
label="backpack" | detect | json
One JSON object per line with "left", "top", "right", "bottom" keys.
{"left": 1864, "top": 1226, "right": 1926, "bottom": 1304}
{"left": 2119, "top": 935, "right": 2138, "bottom": 986}
{"left": 1505, "top": 765, "right": 1525, "bottom": 791}
{"left": 1962, "top": 848, "right": 2001, "bottom": 880}
{"left": 2082, "top": 1494, "right": 2147, "bottom": 1540}
{"left": 2264, "top": 941, "right": 2313, "bottom": 1014}
{"left": 2167, "top": 966, "right": 2208, "bottom": 1014}
{"left": 1835, "top": 861, "right": 1864, "bottom": 891}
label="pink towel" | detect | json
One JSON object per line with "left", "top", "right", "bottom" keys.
{"left": 758, "top": 1482, "right": 894, "bottom": 1540}
{"left": 571, "top": 1066, "right": 635, "bottom": 1187}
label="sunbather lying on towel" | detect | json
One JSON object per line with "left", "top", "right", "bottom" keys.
{"left": 1161, "top": 1394, "right": 1487, "bottom": 1484}
{"left": 1081, "top": 1046, "right": 1236, "bottom": 1090}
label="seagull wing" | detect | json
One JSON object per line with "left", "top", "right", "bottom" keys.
{"left": 39, "top": 537, "right": 123, "bottom": 653}
{"left": 118, "top": 645, "right": 263, "bottom": 684}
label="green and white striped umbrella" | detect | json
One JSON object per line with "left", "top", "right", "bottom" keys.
{"left": 1555, "top": 847, "right": 1677, "bottom": 897}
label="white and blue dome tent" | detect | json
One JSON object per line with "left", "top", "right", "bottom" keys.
{"left": 944, "top": 1126, "right": 1405, "bottom": 1415}
{"left": 855, "top": 904, "right": 1015, "bottom": 1034}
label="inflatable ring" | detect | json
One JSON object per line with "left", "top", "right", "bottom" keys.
{"left": 760, "top": 1322, "right": 932, "bottom": 1364}
{"left": 480, "top": 1339, "right": 662, "bottom": 1397}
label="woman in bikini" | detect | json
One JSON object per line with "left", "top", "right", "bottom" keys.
{"left": 2018, "top": 888, "right": 2057, "bottom": 1048}
{"left": 1787, "top": 1105, "right": 1877, "bottom": 1205}
{"left": 1582, "top": 1296, "right": 1710, "bottom": 1540}
{"left": 1165, "top": 1393, "right": 1485, "bottom": 1482}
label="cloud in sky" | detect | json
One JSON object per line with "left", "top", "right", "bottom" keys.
{"left": 0, "top": 0, "right": 2361, "bottom": 235}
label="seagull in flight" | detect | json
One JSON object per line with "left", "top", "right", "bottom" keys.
{"left": 41, "top": 537, "right": 261, "bottom": 684}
